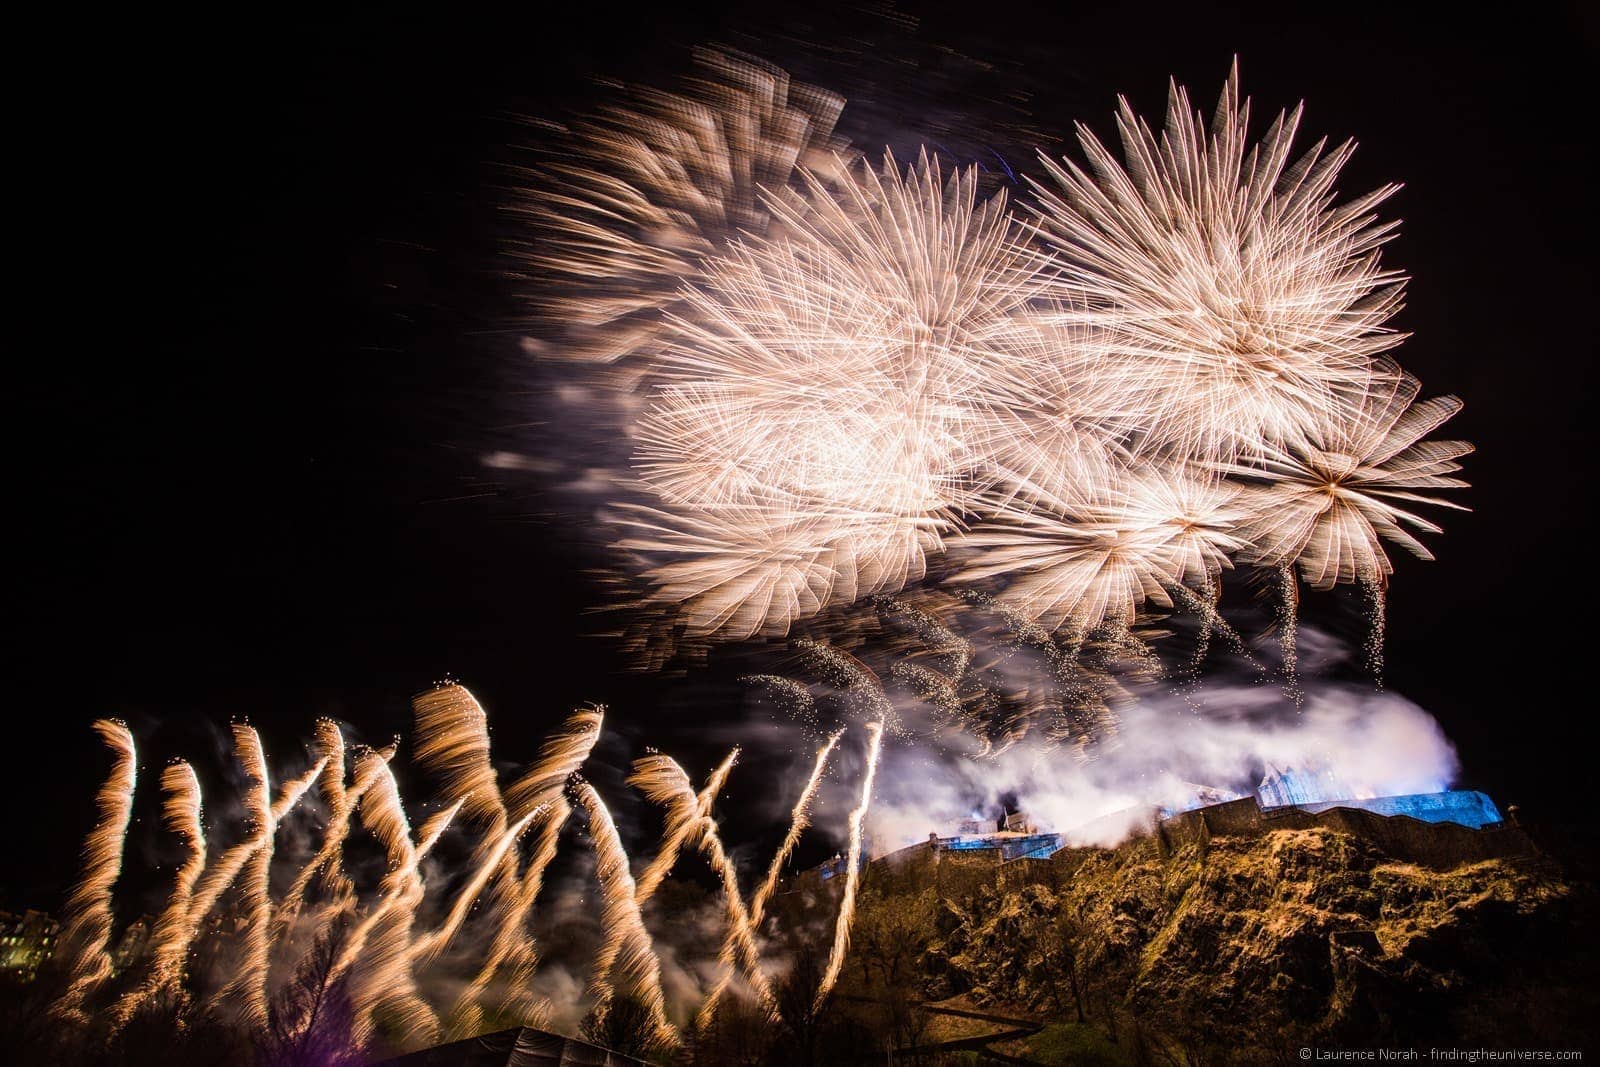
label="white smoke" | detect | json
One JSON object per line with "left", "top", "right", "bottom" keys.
{"left": 865, "top": 680, "right": 1460, "bottom": 854}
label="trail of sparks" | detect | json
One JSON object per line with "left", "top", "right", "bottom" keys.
{"left": 50, "top": 720, "right": 136, "bottom": 1025}
{"left": 448, "top": 707, "right": 604, "bottom": 1031}
{"left": 575, "top": 779, "right": 678, "bottom": 1047}
{"left": 815, "top": 719, "right": 885, "bottom": 1011}
{"left": 698, "top": 729, "right": 843, "bottom": 1029}
{"left": 107, "top": 760, "right": 205, "bottom": 1031}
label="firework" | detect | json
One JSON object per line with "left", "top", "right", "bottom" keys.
{"left": 623, "top": 150, "right": 1043, "bottom": 639}
{"left": 449, "top": 706, "right": 604, "bottom": 1030}
{"left": 815, "top": 719, "right": 886, "bottom": 1010}
{"left": 954, "top": 466, "right": 1247, "bottom": 632}
{"left": 512, "top": 46, "right": 847, "bottom": 375}
{"left": 215, "top": 726, "right": 274, "bottom": 1032}
{"left": 503, "top": 50, "right": 1471, "bottom": 678}
{"left": 50, "top": 720, "right": 136, "bottom": 1024}
{"left": 1223, "top": 374, "right": 1470, "bottom": 590}
{"left": 274, "top": 720, "right": 360, "bottom": 942}
{"left": 575, "top": 780, "right": 678, "bottom": 1047}
{"left": 45, "top": 687, "right": 885, "bottom": 1062}
{"left": 108, "top": 761, "right": 206, "bottom": 1030}
{"left": 340, "top": 757, "right": 454, "bottom": 1050}
{"left": 1027, "top": 61, "right": 1406, "bottom": 463}
{"left": 629, "top": 748, "right": 738, "bottom": 902}
{"left": 700, "top": 728, "right": 844, "bottom": 1027}
{"left": 413, "top": 684, "right": 508, "bottom": 829}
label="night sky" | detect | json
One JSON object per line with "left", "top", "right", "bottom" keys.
{"left": 10, "top": 4, "right": 1594, "bottom": 907}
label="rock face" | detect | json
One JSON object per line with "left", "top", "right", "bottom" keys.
{"left": 849, "top": 825, "right": 1592, "bottom": 1059}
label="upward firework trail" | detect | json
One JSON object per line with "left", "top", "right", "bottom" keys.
{"left": 700, "top": 728, "right": 844, "bottom": 1027}
{"left": 108, "top": 760, "right": 206, "bottom": 1030}
{"left": 341, "top": 757, "right": 455, "bottom": 1050}
{"left": 628, "top": 752, "right": 772, "bottom": 1022}
{"left": 575, "top": 780, "right": 677, "bottom": 1047}
{"left": 448, "top": 705, "right": 605, "bottom": 1032}
{"left": 629, "top": 748, "right": 739, "bottom": 903}
{"left": 815, "top": 719, "right": 886, "bottom": 1011}
{"left": 48, "top": 689, "right": 885, "bottom": 1062}
{"left": 274, "top": 720, "right": 360, "bottom": 941}
{"left": 50, "top": 720, "right": 136, "bottom": 1025}
{"left": 413, "top": 684, "right": 508, "bottom": 829}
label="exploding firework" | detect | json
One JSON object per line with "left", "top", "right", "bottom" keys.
{"left": 512, "top": 46, "right": 848, "bottom": 376}
{"left": 514, "top": 58, "right": 1469, "bottom": 664}
{"left": 1026, "top": 61, "right": 1407, "bottom": 463}
{"left": 621, "top": 149, "right": 1043, "bottom": 639}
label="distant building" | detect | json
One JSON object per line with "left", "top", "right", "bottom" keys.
{"left": 0, "top": 909, "right": 59, "bottom": 982}
{"left": 112, "top": 916, "right": 151, "bottom": 975}
{"left": 956, "top": 816, "right": 994, "bottom": 836}
{"left": 1257, "top": 762, "right": 1357, "bottom": 808}
{"left": 1001, "top": 810, "right": 1037, "bottom": 835}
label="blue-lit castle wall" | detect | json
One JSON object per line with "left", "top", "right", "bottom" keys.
{"left": 1285, "top": 790, "right": 1502, "bottom": 829}
{"left": 884, "top": 788, "right": 1517, "bottom": 878}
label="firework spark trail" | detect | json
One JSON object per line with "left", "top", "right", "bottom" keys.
{"left": 341, "top": 758, "right": 457, "bottom": 1050}
{"left": 448, "top": 799, "right": 568, "bottom": 1038}
{"left": 1276, "top": 564, "right": 1303, "bottom": 705}
{"left": 814, "top": 719, "right": 885, "bottom": 1011}
{"left": 627, "top": 752, "right": 770, "bottom": 1023}
{"left": 752, "top": 731, "right": 844, "bottom": 926}
{"left": 695, "top": 819, "right": 772, "bottom": 1019}
{"left": 413, "top": 684, "right": 508, "bottom": 829}
{"left": 273, "top": 720, "right": 359, "bottom": 943}
{"left": 1361, "top": 574, "right": 1387, "bottom": 685}
{"left": 445, "top": 708, "right": 604, "bottom": 1028}
{"left": 629, "top": 748, "right": 738, "bottom": 903}
{"left": 588, "top": 748, "right": 742, "bottom": 1030}
{"left": 108, "top": 761, "right": 206, "bottom": 1031}
{"left": 50, "top": 720, "right": 136, "bottom": 1025}
{"left": 699, "top": 729, "right": 843, "bottom": 1028}
{"left": 410, "top": 809, "right": 536, "bottom": 966}
{"left": 180, "top": 743, "right": 325, "bottom": 970}
{"left": 218, "top": 728, "right": 328, "bottom": 1033}
{"left": 1168, "top": 577, "right": 1261, "bottom": 674}
{"left": 575, "top": 780, "right": 677, "bottom": 1047}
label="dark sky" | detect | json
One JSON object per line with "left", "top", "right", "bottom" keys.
{"left": 10, "top": 4, "right": 1595, "bottom": 905}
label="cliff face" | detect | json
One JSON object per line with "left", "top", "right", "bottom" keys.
{"left": 851, "top": 826, "right": 1592, "bottom": 1059}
